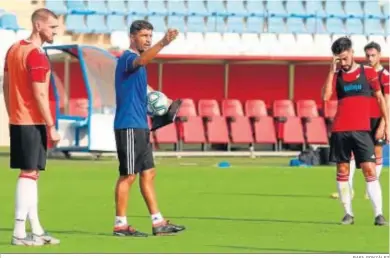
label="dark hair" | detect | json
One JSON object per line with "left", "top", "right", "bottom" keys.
{"left": 130, "top": 20, "right": 153, "bottom": 35}
{"left": 31, "top": 8, "right": 58, "bottom": 22}
{"left": 331, "top": 37, "right": 352, "bottom": 55}
{"left": 364, "top": 41, "right": 381, "bottom": 53}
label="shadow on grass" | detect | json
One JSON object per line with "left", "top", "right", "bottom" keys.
{"left": 0, "top": 215, "right": 338, "bottom": 240}
{"left": 0, "top": 228, "right": 114, "bottom": 237}
{"left": 129, "top": 215, "right": 339, "bottom": 226}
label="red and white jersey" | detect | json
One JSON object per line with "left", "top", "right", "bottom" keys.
{"left": 370, "top": 66, "right": 389, "bottom": 118}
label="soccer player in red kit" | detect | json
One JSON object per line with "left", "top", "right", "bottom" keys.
{"left": 330, "top": 42, "right": 390, "bottom": 200}
{"left": 2, "top": 8, "right": 61, "bottom": 245}
{"left": 365, "top": 42, "right": 389, "bottom": 190}
{"left": 322, "top": 37, "right": 389, "bottom": 226}
{"left": 344, "top": 42, "right": 390, "bottom": 200}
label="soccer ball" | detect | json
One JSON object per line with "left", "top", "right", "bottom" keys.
{"left": 147, "top": 91, "right": 169, "bottom": 116}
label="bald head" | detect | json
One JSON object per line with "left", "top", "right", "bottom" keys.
{"left": 31, "top": 8, "right": 58, "bottom": 23}
{"left": 30, "top": 8, "right": 59, "bottom": 44}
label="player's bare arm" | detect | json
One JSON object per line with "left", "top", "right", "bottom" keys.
{"left": 385, "top": 93, "right": 390, "bottom": 112}
{"left": 32, "top": 79, "right": 53, "bottom": 126}
{"left": 373, "top": 90, "right": 390, "bottom": 141}
{"left": 322, "top": 57, "right": 338, "bottom": 101}
{"left": 32, "top": 78, "right": 60, "bottom": 143}
{"left": 2, "top": 71, "right": 10, "bottom": 117}
{"left": 376, "top": 71, "right": 390, "bottom": 140}
{"left": 133, "top": 29, "right": 178, "bottom": 68}
{"left": 375, "top": 91, "right": 390, "bottom": 140}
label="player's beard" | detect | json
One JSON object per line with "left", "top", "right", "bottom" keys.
{"left": 341, "top": 61, "right": 354, "bottom": 72}
{"left": 40, "top": 32, "right": 54, "bottom": 44}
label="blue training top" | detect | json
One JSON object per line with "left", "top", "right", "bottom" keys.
{"left": 114, "top": 50, "right": 148, "bottom": 130}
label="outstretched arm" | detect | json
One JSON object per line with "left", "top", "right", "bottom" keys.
{"left": 127, "top": 29, "right": 179, "bottom": 73}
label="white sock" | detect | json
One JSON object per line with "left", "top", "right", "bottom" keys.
{"left": 13, "top": 177, "right": 35, "bottom": 238}
{"left": 115, "top": 216, "right": 127, "bottom": 227}
{"left": 348, "top": 160, "right": 356, "bottom": 191}
{"left": 366, "top": 180, "right": 383, "bottom": 217}
{"left": 151, "top": 212, "right": 164, "bottom": 225}
{"left": 28, "top": 179, "right": 44, "bottom": 236}
{"left": 376, "top": 163, "right": 383, "bottom": 179}
{"left": 337, "top": 181, "right": 353, "bottom": 216}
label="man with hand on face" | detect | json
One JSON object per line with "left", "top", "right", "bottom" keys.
{"left": 322, "top": 37, "right": 389, "bottom": 226}
{"left": 330, "top": 42, "right": 390, "bottom": 200}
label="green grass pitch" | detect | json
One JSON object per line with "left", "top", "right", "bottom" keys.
{"left": 0, "top": 154, "right": 388, "bottom": 254}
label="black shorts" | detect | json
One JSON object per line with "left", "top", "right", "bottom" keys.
{"left": 114, "top": 128, "right": 154, "bottom": 176}
{"left": 10, "top": 124, "right": 47, "bottom": 171}
{"left": 370, "top": 118, "right": 383, "bottom": 146}
{"left": 329, "top": 131, "right": 375, "bottom": 165}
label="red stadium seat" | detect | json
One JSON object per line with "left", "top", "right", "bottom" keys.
{"left": 206, "top": 116, "right": 229, "bottom": 144}
{"left": 273, "top": 100, "right": 305, "bottom": 149}
{"left": 222, "top": 99, "right": 244, "bottom": 117}
{"left": 273, "top": 100, "right": 296, "bottom": 117}
{"left": 282, "top": 117, "right": 305, "bottom": 145}
{"left": 176, "top": 98, "right": 205, "bottom": 147}
{"left": 253, "top": 116, "right": 277, "bottom": 144}
{"left": 296, "top": 100, "right": 328, "bottom": 145}
{"left": 177, "top": 98, "right": 197, "bottom": 118}
{"left": 245, "top": 100, "right": 269, "bottom": 117}
{"left": 296, "top": 100, "right": 319, "bottom": 118}
{"left": 198, "top": 99, "right": 221, "bottom": 117}
{"left": 245, "top": 100, "right": 277, "bottom": 145}
{"left": 304, "top": 117, "right": 329, "bottom": 144}
{"left": 154, "top": 123, "right": 178, "bottom": 144}
{"left": 222, "top": 99, "right": 253, "bottom": 144}
{"left": 198, "top": 99, "right": 229, "bottom": 145}
{"left": 229, "top": 116, "right": 253, "bottom": 144}
{"left": 182, "top": 116, "right": 206, "bottom": 144}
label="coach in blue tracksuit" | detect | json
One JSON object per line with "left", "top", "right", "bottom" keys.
{"left": 112, "top": 20, "right": 185, "bottom": 237}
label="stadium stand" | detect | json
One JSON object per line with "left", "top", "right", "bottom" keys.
{"left": 154, "top": 122, "right": 179, "bottom": 146}
{"left": 6, "top": 0, "right": 381, "bottom": 56}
